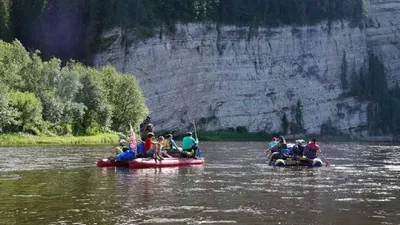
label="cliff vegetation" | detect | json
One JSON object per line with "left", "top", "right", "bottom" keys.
{"left": 0, "top": 0, "right": 367, "bottom": 62}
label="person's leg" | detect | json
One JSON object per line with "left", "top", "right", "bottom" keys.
{"left": 192, "top": 145, "right": 198, "bottom": 158}
{"left": 154, "top": 145, "right": 159, "bottom": 159}
{"left": 181, "top": 150, "right": 191, "bottom": 158}
{"left": 146, "top": 149, "right": 154, "bottom": 158}
{"left": 158, "top": 146, "right": 164, "bottom": 160}
{"left": 269, "top": 152, "right": 279, "bottom": 164}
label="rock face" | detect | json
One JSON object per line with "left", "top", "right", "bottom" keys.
{"left": 94, "top": 0, "right": 400, "bottom": 137}
{"left": 367, "top": 0, "right": 400, "bottom": 86}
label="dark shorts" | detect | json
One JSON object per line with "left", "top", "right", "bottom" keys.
{"left": 145, "top": 149, "right": 154, "bottom": 157}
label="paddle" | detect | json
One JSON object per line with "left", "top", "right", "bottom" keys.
{"left": 319, "top": 150, "right": 331, "bottom": 166}
{"left": 193, "top": 120, "right": 203, "bottom": 158}
{"left": 193, "top": 120, "right": 199, "bottom": 143}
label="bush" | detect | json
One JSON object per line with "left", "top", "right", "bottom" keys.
{"left": 0, "top": 87, "right": 20, "bottom": 131}
{"left": 236, "top": 126, "right": 248, "bottom": 134}
{"left": 9, "top": 91, "right": 43, "bottom": 132}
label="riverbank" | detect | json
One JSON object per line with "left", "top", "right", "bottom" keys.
{"left": 0, "top": 133, "right": 120, "bottom": 146}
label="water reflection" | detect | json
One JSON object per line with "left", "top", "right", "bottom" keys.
{"left": 0, "top": 142, "right": 400, "bottom": 224}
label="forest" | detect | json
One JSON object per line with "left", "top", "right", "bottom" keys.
{"left": 348, "top": 54, "right": 400, "bottom": 136}
{"left": 0, "top": 0, "right": 367, "bottom": 62}
{"left": 0, "top": 40, "right": 148, "bottom": 136}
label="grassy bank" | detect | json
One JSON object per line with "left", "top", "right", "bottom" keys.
{"left": 0, "top": 133, "right": 120, "bottom": 146}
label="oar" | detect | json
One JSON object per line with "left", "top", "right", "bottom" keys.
{"left": 193, "top": 120, "right": 203, "bottom": 158}
{"left": 193, "top": 120, "right": 199, "bottom": 143}
{"left": 319, "top": 150, "right": 331, "bottom": 166}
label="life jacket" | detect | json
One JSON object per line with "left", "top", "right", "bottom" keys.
{"left": 136, "top": 142, "right": 145, "bottom": 154}
{"left": 162, "top": 139, "right": 171, "bottom": 150}
{"left": 308, "top": 143, "right": 320, "bottom": 151}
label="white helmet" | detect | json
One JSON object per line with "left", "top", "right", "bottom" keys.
{"left": 119, "top": 139, "right": 127, "bottom": 146}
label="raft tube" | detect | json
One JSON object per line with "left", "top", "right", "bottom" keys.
{"left": 96, "top": 159, "right": 130, "bottom": 167}
{"left": 270, "top": 157, "right": 323, "bottom": 167}
{"left": 129, "top": 157, "right": 205, "bottom": 169}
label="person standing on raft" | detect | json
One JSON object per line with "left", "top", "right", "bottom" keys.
{"left": 140, "top": 116, "right": 153, "bottom": 141}
{"left": 153, "top": 136, "right": 164, "bottom": 161}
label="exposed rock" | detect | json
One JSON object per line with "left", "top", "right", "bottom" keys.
{"left": 94, "top": 0, "right": 400, "bottom": 137}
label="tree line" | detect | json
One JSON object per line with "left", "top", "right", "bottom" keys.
{"left": 0, "top": 0, "right": 367, "bottom": 62}
{"left": 0, "top": 40, "right": 148, "bottom": 136}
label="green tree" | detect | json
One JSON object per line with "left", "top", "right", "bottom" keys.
{"left": 0, "top": 87, "right": 20, "bottom": 132}
{"left": 340, "top": 51, "right": 349, "bottom": 90}
{"left": 294, "top": 100, "right": 305, "bottom": 133}
{"left": 9, "top": 91, "right": 43, "bottom": 133}
{"left": 0, "top": 40, "right": 30, "bottom": 88}
{"left": 99, "top": 66, "right": 148, "bottom": 131}
{"left": 0, "top": 0, "right": 11, "bottom": 40}
{"left": 281, "top": 114, "right": 289, "bottom": 134}
{"left": 74, "top": 73, "right": 112, "bottom": 134}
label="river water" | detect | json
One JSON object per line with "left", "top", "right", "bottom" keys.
{"left": 0, "top": 142, "right": 400, "bottom": 225}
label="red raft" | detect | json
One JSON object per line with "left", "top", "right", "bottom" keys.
{"left": 96, "top": 157, "right": 205, "bottom": 168}
{"left": 96, "top": 159, "right": 130, "bottom": 167}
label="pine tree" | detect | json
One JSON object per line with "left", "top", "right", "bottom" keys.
{"left": 0, "top": 0, "right": 11, "bottom": 40}
{"left": 341, "top": 51, "right": 349, "bottom": 90}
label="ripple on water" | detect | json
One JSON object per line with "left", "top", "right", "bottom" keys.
{"left": 2, "top": 143, "right": 400, "bottom": 225}
{"left": 12, "top": 195, "right": 42, "bottom": 198}
{"left": 202, "top": 206, "right": 263, "bottom": 216}
{"left": 139, "top": 218, "right": 192, "bottom": 224}
{"left": 335, "top": 198, "right": 365, "bottom": 202}
{"left": 195, "top": 220, "right": 237, "bottom": 224}
{"left": 0, "top": 174, "right": 22, "bottom": 180}
{"left": 383, "top": 165, "right": 400, "bottom": 171}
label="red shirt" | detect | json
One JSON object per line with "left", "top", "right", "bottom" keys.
{"left": 144, "top": 138, "right": 153, "bottom": 152}
{"left": 308, "top": 142, "right": 320, "bottom": 151}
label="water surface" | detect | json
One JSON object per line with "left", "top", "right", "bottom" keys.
{"left": 0, "top": 142, "right": 400, "bottom": 225}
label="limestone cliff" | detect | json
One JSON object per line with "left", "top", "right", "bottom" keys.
{"left": 94, "top": 0, "right": 400, "bottom": 137}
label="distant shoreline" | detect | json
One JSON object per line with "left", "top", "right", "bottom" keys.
{"left": 0, "top": 131, "right": 396, "bottom": 147}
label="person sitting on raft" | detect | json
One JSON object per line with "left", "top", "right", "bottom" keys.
{"left": 163, "top": 134, "right": 182, "bottom": 154}
{"left": 267, "top": 137, "right": 278, "bottom": 156}
{"left": 304, "top": 138, "right": 320, "bottom": 159}
{"left": 110, "top": 139, "right": 133, "bottom": 161}
{"left": 269, "top": 136, "right": 288, "bottom": 164}
{"left": 144, "top": 132, "right": 159, "bottom": 158}
{"left": 291, "top": 139, "right": 306, "bottom": 160}
{"left": 268, "top": 137, "right": 278, "bottom": 148}
{"left": 182, "top": 132, "right": 199, "bottom": 159}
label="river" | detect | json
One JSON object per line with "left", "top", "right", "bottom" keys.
{"left": 0, "top": 142, "right": 399, "bottom": 225}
